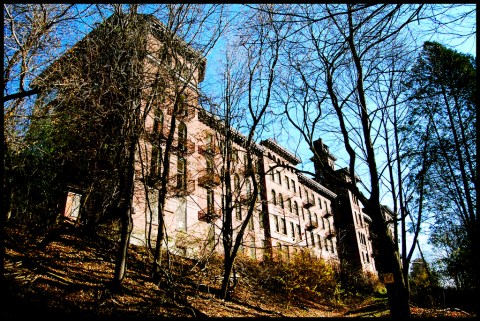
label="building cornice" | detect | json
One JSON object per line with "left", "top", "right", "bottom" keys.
{"left": 260, "top": 138, "right": 302, "bottom": 165}
{"left": 297, "top": 173, "right": 337, "bottom": 199}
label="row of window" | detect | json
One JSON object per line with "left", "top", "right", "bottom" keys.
{"left": 272, "top": 214, "right": 333, "bottom": 241}
{"left": 276, "top": 233, "right": 336, "bottom": 254}
{"left": 354, "top": 211, "right": 364, "bottom": 227}
{"left": 358, "top": 231, "right": 368, "bottom": 246}
{"left": 270, "top": 171, "right": 329, "bottom": 210}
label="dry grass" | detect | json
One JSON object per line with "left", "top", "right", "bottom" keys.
{"left": 2, "top": 220, "right": 475, "bottom": 319}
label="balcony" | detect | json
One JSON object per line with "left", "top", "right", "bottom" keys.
{"left": 167, "top": 106, "right": 195, "bottom": 121}
{"left": 198, "top": 208, "right": 221, "bottom": 223}
{"left": 170, "top": 179, "right": 195, "bottom": 197}
{"left": 305, "top": 220, "right": 318, "bottom": 231}
{"left": 143, "top": 174, "right": 160, "bottom": 188}
{"left": 326, "top": 229, "right": 336, "bottom": 239}
{"left": 198, "top": 143, "right": 220, "bottom": 157}
{"left": 172, "top": 138, "right": 195, "bottom": 155}
{"left": 198, "top": 170, "right": 221, "bottom": 188}
{"left": 302, "top": 199, "right": 314, "bottom": 209}
{"left": 323, "top": 210, "right": 332, "bottom": 218}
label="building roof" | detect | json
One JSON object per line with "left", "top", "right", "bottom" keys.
{"left": 32, "top": 13, "right": 206, "bottom": 88}
{"left": 260, "top": 138, "right": 302, "bottom": 165}
{"left": 297, "top": 173, "right": 337, "bottom": 199}
{"left": 335, "top": 167, "right": 362, "bottom": 183}
{"left": 198, "top": 108, "right": 265, "bottom": 154}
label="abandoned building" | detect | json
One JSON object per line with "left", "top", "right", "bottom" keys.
{"left": 33, "top": 13, "right": 384, "bottom": 277}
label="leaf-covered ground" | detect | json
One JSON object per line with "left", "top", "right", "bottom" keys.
{"left": 2, "top": 221, "right": 476, "bottom": 319}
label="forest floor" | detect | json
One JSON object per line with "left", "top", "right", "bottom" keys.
{"left": 2, "top": 221, "right": 476, "bottom": 320}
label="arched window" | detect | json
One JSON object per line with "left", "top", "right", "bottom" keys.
{"left": 279, "top": 194, "right": 284, "bottom": 209}
{"left": 207, "top": 188, "right": 214, "bottom": 213}
{"left": 206, "top": 156, "right": 213, "bottom": 174}
{"left": 294, "top": 201, "right": 299, "bottom": 216}
{"left": 288, "top": 198, "right": 292, "bottom": 212}
{"left": 234, "top": 174, "right": 240, "bottom": 191}
{"left": 153, "top": 108, "right": 164, "bottom": 136}
{"left": 150, "top": 144, "right": 162, "bottom": 178}
{"left": 314, "top": 213, "right": 318, "bottom": 224}
{"left": 178, "top": 122, "right": 187, "bottom": 152}
{"left": 272, "top": 190, "right": 277, "bottom": 205}
{"left": 235, "top": 203, "right": 242, "bottom": 220}
{"left": 176, "top": 156, "right": 186, "bottom": 189}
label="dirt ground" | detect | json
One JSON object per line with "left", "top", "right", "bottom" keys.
{"left": 2, "top": 223, "right": 476, "bottom": 319}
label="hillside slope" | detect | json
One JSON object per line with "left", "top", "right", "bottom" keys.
{"left": 2, "top": 222, "right": 473, "bottom": 319}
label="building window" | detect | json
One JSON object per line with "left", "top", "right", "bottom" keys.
{"left": 178, "top": 94, "right": 188, "bottom": 116}
{"left": 249, "top": 236, "right": 256, "bottom": 259}
{"left": 318, "top": 198, "right": 322, "bottom": 208}
{"left": 285, "top": 176, "right": 290, "bottom": 190}
{"left": 259, "top": 212, "right": 265, "bottom": 229}
{"left": 178, "top": 122, "right": 187, "bottom": 152}
{"left": 290, "top": 221, "right": 295, "bottom": 238}
{"left": 317, "top": 235, "right": 322, "bottom": 249}
{"left": 153, "top": 108, "right": 164, "bottom": 136}
{"left": 235, "top": 203, "right": 242, "bottom": 220}
{"left": 288, "top": 198, "right": 292, "bottom": 212}
{"left": 206, "top": 156, "right": 213, "bottom": 174}
{"left": 314, "top": 213, "right": 318, "bottom": 224}
{"left": 274, "top": 215, "right": 279, "bottom": 232}
{"left": 176, "top": 156, "right": 186, "bottom": 189}
{"left": 292, "top": 180, "right": 296, "bottom": 193}
{"left": 272, "top": 190, "right": 277, "bottom": 205}
{"left": 270, "top": 167, "right": 274, "bottom": 181}
{"left": 232, "top": 149, "right": 238, "bottom": 162}
{"left": 150, "top": 144, "right": 162, "bottom": 178}
{"left": 294, "top": 201, "right": 299, "bottom": 216}
{"left": 279, "top": 194, "right": 284, "bottom": 209}
{"left": 297, "top": 224, "right": 302, "bottom": 240}
{"left": 310, "top": 231, "right": 315, "bottom": 246}
{"left": 321, "top": 217, "right": 325, "bottom": 229}
{"left": 325, "top": 238, "right": 329, "bottom": 252}
{"left": 299, "top": 187, "right": 302, "bottom": 198}
{"left": 234, "top": 174, "right": 240, "bottom": 192}
{"left": 276, "top": 171, "right": 281, "bottom": 185}
{"left": 248, "top": 215, "right": 254, "bottom": 230}
{"left": 207, "top": 188, "right": 214, "bottom": 214}
{"left": 246, "top": 179, "right": 252, "bottom": 199}
{"left": 281, "top": 217, "right": 287, "bottom": 234}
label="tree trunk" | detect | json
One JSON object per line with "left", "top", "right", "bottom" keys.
{"left": 112, "top": 132, "right": 136, "bottom": 289}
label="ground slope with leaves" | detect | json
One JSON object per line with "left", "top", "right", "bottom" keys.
{"left": 2, "top": 221, "right": 475, "bottom": 319}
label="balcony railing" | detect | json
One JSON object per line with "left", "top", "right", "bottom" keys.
{"left": 302, "top": 199, "right": 314, "bottom": 209}
{"left": 198, "top": 170, "right": 221, "bottom": 188}
{"left": 198, "top": 208, "right": 221, "bottom": 223}
{"left": 167, "top": 106, "right": 195, "bottom": 121}
{"left": 323, "top": 210, "right": 332, "bottom": 218}
{"left": 326, "top": 229, "right": 336, "bottom": 239}
{"left": 198, "top": 143, "right": 220, "bottom": 156}
{"left": 305, "top": 220, "right": 318, "bottom": 231}
{"left": 172, "top": 138, "right": 195, "bottom": 155}
{"left": 170, "top": 179, "right": 195, "bottom": 197}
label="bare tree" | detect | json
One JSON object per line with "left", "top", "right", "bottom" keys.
{"left": 200, "top": 5, "right": 289, "bottom": 299}
{"left": 263, "top": 4, "right": 430, "bottom": 318}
